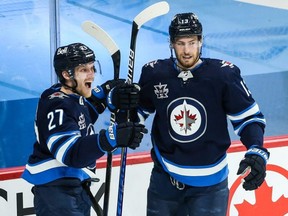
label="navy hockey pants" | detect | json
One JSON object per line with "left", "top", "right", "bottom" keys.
{"left": 32, "top": 179, "right": 92, "bottom": 216}
{"left": 147, "top": 165, "right": 229, "bottom": 216}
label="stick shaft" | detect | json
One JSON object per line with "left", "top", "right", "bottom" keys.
{"left": 116, "top": 2, "right": 170, "bottom": 215}
{"left": 82, "top": 21, "right": 121, "bottom": 216}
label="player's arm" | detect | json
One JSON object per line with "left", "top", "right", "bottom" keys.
{"left": 42, "top": 102, "right": 104, "bottom": 167}
{"left": 223, "top": 65, "right": 270, "bottom": 190}
{"left": 61, "top": 122, "right": 147, "bottom": 167}
{"left": 223, "top": 65, "right": 266, "bottom": 146}
{"left": 44, "top": 99, "right": 147, "bottom": 168}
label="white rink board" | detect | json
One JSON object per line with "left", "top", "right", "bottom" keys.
{"left": 1, "top": 146, "right": 288, "bottom": 216}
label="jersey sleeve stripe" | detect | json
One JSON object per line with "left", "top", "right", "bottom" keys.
{"left": 55, "top": 134, "right": 81, "bottom": 163}
{"left": 227, "top": 102, "right": 259, "bottom": 121}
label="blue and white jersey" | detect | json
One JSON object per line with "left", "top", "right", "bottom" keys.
{"left": 138, "top": 58, "right": 266, "bottom": 187}
{"left": 22, "top": 84, "right": 105, "bottom": 185}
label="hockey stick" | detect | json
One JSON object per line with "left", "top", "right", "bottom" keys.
{"left": 81, "top": 20, "right": 121, "bottom": 216}
{"left": 116, "top": 2, "right": 170, "bottom": 216}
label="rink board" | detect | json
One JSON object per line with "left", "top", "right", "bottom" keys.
{"left": 0, "top": 136, "right": 288, "bottom": 216}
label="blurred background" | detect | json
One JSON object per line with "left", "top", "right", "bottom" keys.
{"left": 0, "top": 0, "right": 287, "bottom": 167}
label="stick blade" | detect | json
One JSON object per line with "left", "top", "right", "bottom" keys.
{"left": 81, "top": 20, "right": 119, "bottom": 56}
{"left": 134, "top": 1, "right": 170, "bottom": 29}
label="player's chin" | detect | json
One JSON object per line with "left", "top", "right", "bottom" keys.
{"left": 84, "top": 91, "right": 92, "bottom": 98}
{"left": 79, "top": 87, "right": 92, "bottom": 98}
{"left": 181, "top": 62, "right": 193, "bottom": 69}
{"left": 84, "top": 89, "right": 92, "bottom": 98}
{"left": 179, "top": 58, "right": 191, "bottom": 67}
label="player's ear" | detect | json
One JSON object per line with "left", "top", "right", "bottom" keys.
{"left": 62, "top": 71, "right": 71, "bottom": 80}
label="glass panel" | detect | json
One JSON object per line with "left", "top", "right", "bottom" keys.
{"left": 0, "top": 0, "right": 287, "bottom": 167}
{"left": 0, "top": 0, "right": 50, "bottom": 167}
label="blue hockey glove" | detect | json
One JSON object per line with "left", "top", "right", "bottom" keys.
{"left": 87, "top": 86, "right": 106, "bottom": 114}
{"left": 87, "top": 79, "right": 125, "bottom": 114}
{"left": 99, "top": 122, "right": 148, "bottom": 152}
{"left": 107, "top": 83, "right": 140, "bottom": 112}
{"left": 101, "top": 79, "right": 126, "bottom": 95}
{"left": 237, "top": 145, "right": 270, "bottom": 190}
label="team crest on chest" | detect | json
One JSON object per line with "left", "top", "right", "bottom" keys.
{"left": 167, "top": 97, "right": 207, "bottom": 143}
{"left": 154, "top": 82, "right": 169, "bottom": 99}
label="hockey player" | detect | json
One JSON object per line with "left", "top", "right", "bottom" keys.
{"left": 22, "top": 43, "right": 147, "bottom": 216}
{"left": 135, "top": 13, "right": 270, "bottom": 215}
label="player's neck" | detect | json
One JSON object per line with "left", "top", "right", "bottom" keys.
{"left": 60, "top": 85, "right": 78, "bottom": 96}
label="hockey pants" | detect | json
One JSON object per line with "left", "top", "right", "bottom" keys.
{"left": 147, "top": 165, "right": 229, "bottom": 216}
{"left": 32, "top": 178, "right": 92, "bottom": 216}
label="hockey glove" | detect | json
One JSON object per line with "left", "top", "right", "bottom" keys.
{"left": 101, "top": 79, "right": 126, "bottom": 95}
{"left": 237, "top": 145, "right": 270, "bottom": 190}
{"left": 87, "top": 86, "right": 106, "bottom": 114}
{"left": 86, "top": 79, "right": 125, "bottom": 114}
{"left": 107, "top": 83, "right": 140, "bottom": 112}
{"left": 99, "top": 122, "right": 148, "bottom": 152}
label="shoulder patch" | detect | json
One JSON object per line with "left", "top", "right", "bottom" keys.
{"left": 220, "top": 60, "right": 234, "bottom": 68}
{"left": 48, "top": 92, "right": 69, "bottom": 100}
{"left": 144, "top": 60, "right": 158, "bottom": 68}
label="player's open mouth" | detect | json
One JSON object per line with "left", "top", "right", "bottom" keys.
{"left": 85, "top": 82, "right": 92, "bottom": 88}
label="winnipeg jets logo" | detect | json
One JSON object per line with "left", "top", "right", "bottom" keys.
{"left": 174, "top": 100, "right": 197, "bottom": 134}
{"left": 154, "top": 82, "right": 169, "bottom": 99}
{"left": 78, "top": 113, "right": 86, "bottom": 130}
{"left": 167, "top": 97, "right": 207, "bottom": 143}
{"left": 221, "top": 60, "right": 234, "bottom": 68}
{"left": 48, "top": 92, "right": 68, "bottom": 99}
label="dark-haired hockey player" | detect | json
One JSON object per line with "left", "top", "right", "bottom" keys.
{"left": 134, "top": 13, "right": 270, "bottom": 215}
{"left": 22, "top": 42, "right": 147, "bottom": 216}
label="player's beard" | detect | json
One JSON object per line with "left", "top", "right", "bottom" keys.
{"left": 176, "top": 52, "right": 201, "bottom": 70}
{"left": 174, "top": 43, "right": 202, "bottom": 70}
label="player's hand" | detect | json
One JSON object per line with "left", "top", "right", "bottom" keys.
{"left": 99, "top": 122, "right": 148, "bottom": 152}
{"left": 86, "top": 79, "right": 126, "bottom": 114}
{"left": 87, "top": 87, "right": 106, "bottom": 114}
{"left": 101, "top": 79, "right": 126, "bottom": 95}
{"left": 107, "top": 83, "right": 140, "bottom": 112}
{"left": 237, "top": 145, "right": 270, "bottom": 190}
